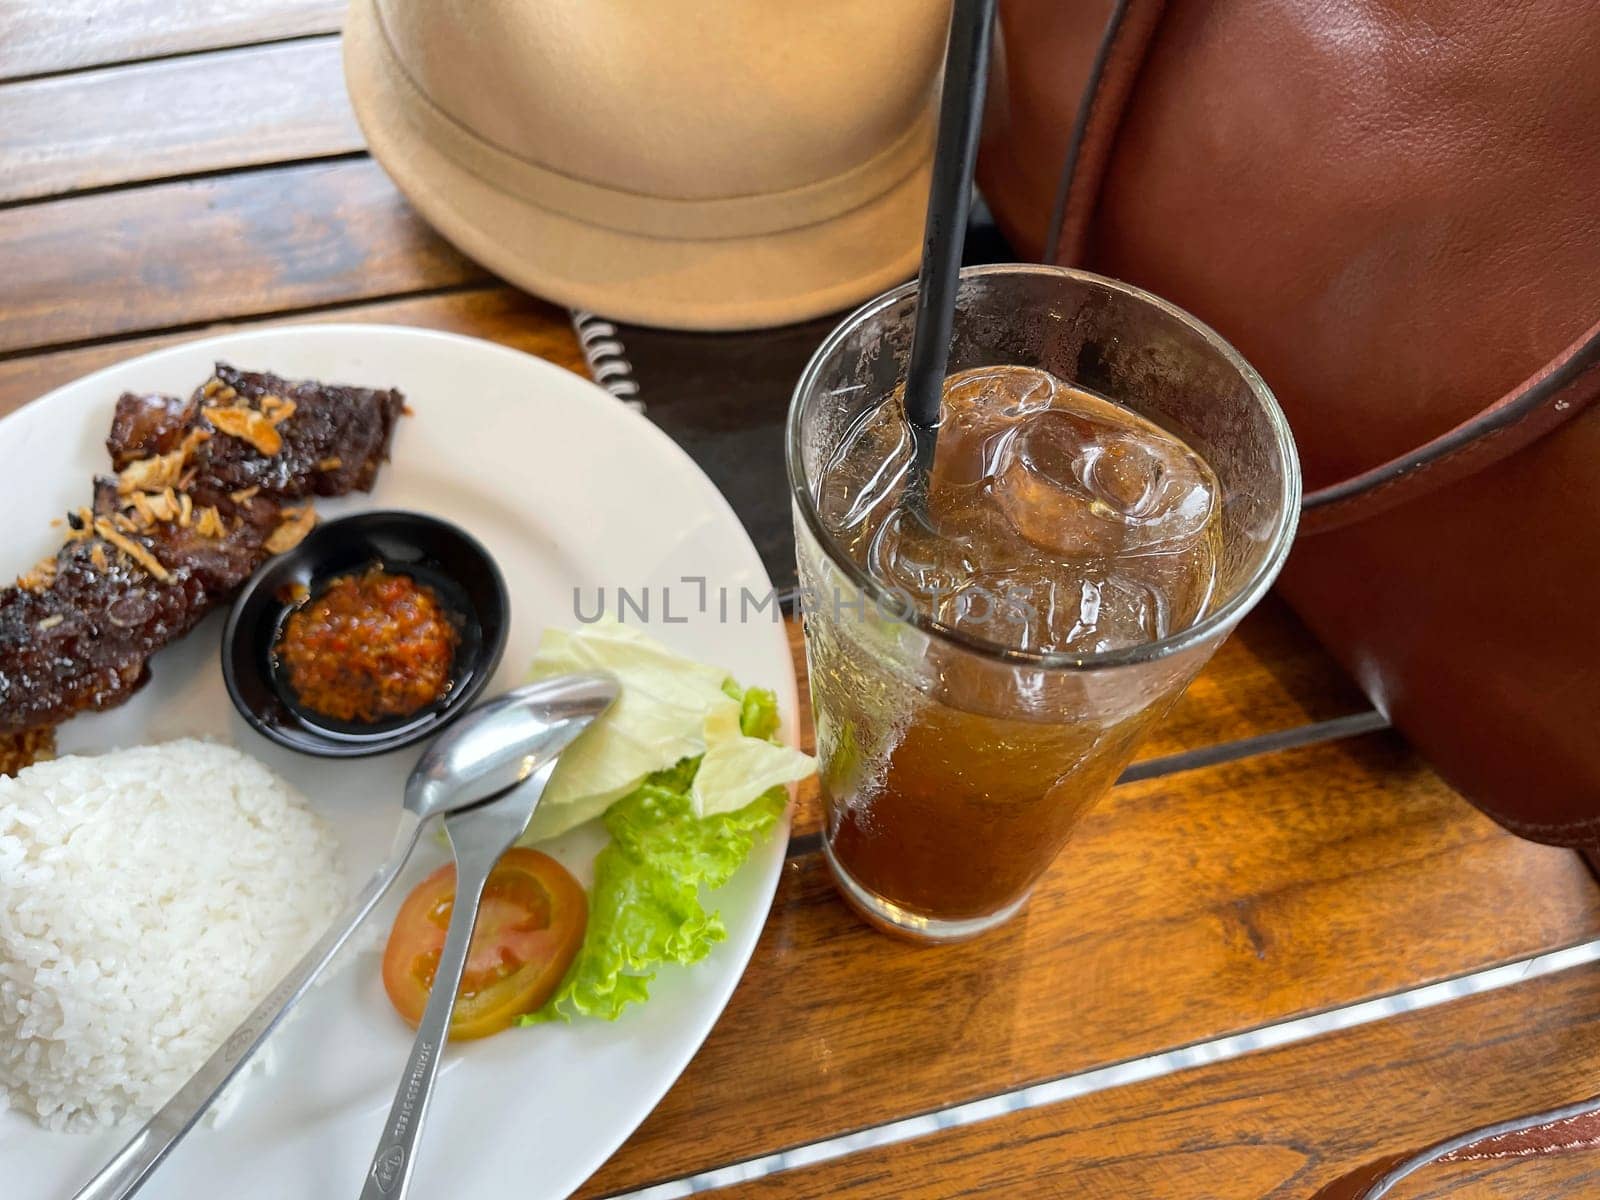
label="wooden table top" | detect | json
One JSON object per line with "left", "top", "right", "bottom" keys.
{"left": 5, "top": 7, "right": 1599, "bottom": 1197}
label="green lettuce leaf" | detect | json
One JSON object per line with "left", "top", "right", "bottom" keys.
{"left": 520, "top": 622, "right": 811, "bottom": 841}
{"left": 728, "top": 680, "right": 781, "bottom": 741}
{"left": 521, "top": 686, "right": 789, "bottom": 1024}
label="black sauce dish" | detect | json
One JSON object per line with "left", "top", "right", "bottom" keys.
{"left": 221, "top": 510, "right": 510, "bottom": 757}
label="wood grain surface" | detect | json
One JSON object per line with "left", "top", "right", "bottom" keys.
{"left": 0, "top": 1, "right": 344, "bottom": 81}
{"left": 0, "top": 38, "right": 360, "bottom": 202}
{"left": 574, "top": 734, "right": 1600, "bottom": 1197}
{"left": 687, "top": 964, "right": 1600, "bottom": 1199}
{"left": 0, "top": 287, "right": 587, "bottom": 414}
{"left": 0, "top": 159, "right": 484, "bottom": 354}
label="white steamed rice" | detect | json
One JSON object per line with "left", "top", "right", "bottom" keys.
{"left": 0, "top": 739, "right": 344, "bottom": 1131}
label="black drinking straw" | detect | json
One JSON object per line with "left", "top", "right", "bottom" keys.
{"left": 904, "top": 0, "right": 999, "bottom": 491}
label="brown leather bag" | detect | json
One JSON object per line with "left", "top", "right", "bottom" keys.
{"left": 977, "top": 0, "right": 1600, "bottom": 841}
{"left": 977, "top": 3, "right": 1600, "bottom": 1194}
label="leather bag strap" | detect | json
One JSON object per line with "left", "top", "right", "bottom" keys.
{"left": 1300, "top": 318, "right": 1600, "bottom": 535}
{"left": 1309, "top": 1096, "right": 1600, "bottom": 1199}
{"left": 1045, "top": 0, "right": 1168, "bottom": 265}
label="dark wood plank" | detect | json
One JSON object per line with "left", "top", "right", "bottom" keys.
{"left": 0, "top": 37, "right": 359, "bottom": 202}
{"left": 783, "top": 596, "right": 1373, "bottom": 836}
{"left": 574, "top": 733, "right": 1600, "bottom": 1196}
{"left": 0, "top": 287, "right": 585, "bottom": 416}
{"left": 0, "top": 158, "right": 486, "bottom": 354}
{"left": 702, "top": 964, "right": 1600, "bottom": 1199}
{"left": 0, "top": 0, "right": 344, "bottom": 81}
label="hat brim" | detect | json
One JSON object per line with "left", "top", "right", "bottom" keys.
{"left": 343, "top": 0, "right": 930, "bottom": 331}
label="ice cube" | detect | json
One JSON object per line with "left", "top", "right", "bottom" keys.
{"left": 818, "top": 401, "right": 914, "bottom": 538}
{"left": 935, "top": 565, "right": 1169, "bottom": 654}
{"left": 992, "top": 404, "right": 1217, "bottom": 559}
{"left": 926, "top": 365, "right": 1058, "bottom": 498}
{"left": 1066, "top": 573, "right": 1170, "bottom": 651}
{"left": 865, "top": 505, "right": 978, "bottom": 608}
{"left": 822, "top": 365, "right": 1220, "bottom": 657}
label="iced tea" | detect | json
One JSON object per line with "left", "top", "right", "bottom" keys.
{"left": 789, "top": 264, "right": 1301, "bottom": 942}
{"left": 805, "top": 365, "right": 1222, "bottom": 933}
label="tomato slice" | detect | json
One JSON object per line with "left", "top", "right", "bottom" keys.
{"left": 382, "top": 848, "right": 587, "bottom": 1040}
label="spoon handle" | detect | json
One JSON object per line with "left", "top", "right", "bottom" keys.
{"left": 72, "top": 810, "right": 426, "bottom": 1200}
{"left": 357, "top": 788, "right": 537, "bottom": 1200}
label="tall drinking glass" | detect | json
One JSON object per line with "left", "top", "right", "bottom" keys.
{"left": 788, "top": 264, "right": 1300, "bottom": 942}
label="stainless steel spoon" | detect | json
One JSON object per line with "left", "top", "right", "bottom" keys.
{"left": 357, "top": 670, "right": 618, "bottom": 1200}
{"left": 71, "top": 672, "right": 619, "bottom": 1200}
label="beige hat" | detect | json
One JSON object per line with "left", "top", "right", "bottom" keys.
{"left": 343, "top": 0, "right": 949, "bottom": 330}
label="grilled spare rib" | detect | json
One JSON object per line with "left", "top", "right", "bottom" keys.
{"left": 0, "top": 363, "right": 405, "bottom": 737}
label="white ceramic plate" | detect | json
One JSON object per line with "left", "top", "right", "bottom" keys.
{"left": 0, "top": 326, "right": 798, "bottom": 1200}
